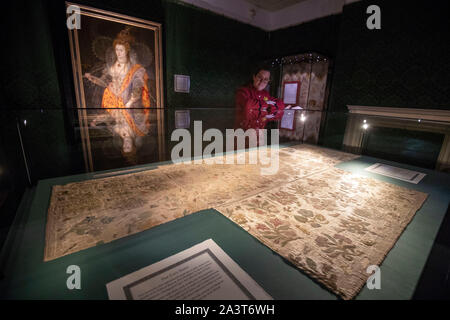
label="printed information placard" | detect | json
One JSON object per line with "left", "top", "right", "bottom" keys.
{"left": 106, "top": 239, "right": 272, "bottom": 300}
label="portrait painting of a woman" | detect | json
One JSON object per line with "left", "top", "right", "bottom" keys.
{"left": 85, "top": 27, "right": 151, "bottom": 156}
{"left": 68, "top": 4, "right": 164, "bottom": 171}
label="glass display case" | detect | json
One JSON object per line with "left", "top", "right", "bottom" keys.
{"left": 266, "top": 52, "right": 332, "bottom": 145}
{"left": 1, "top": 105, "right": 449, "bottom": 299}
{"left": 2, "top": 0, "right": 449, "bottom": 304}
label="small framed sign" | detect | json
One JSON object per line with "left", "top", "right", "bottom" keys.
{"left": 175, "top": 110, "right": 190, "bottom": 129}
{"left": 282, "top": 81, "right": 301, "bottom": 105}
{"left": 280, "top": 109, "right": 295, "bottom": 130}
{"left": 174, "top": 75, "right": 190, "bottom": 93}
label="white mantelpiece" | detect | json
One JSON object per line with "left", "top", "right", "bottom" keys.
{"left": 347, "top": 105, "right": 450, "bottom": 123}
{"left": 343, "top": 105, "right": 450, "bottom": 172}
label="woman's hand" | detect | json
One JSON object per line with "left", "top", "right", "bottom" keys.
{"left": 285, "top": 105, "right": 292, "bottom": 109}
{"left": 84, "top": 73, "right": 107, "bottom": 87}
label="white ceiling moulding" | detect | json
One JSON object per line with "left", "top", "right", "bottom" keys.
{"left": 347, "top": 105, "right": 450, "bottom": 123}
{"left": 246, "top": 0, "right": 311, "bottom": 12}
{"left": 178, "top": 0, "right": 272, "bottom": 30}
{"left": 271, "top": 0, "right": 359, "bottom": 30}
{"left": 178, "top": 0, "right": 361, "bottom": 31}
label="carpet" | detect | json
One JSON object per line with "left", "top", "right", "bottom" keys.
{"left": 216, "top": 167, "right": 428, "bottom": 299}
{"left": 45, "top": 144, "right": 357, "bottom": 262}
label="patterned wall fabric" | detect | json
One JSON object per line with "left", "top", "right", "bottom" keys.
{"left": 3, "top": 1, "right": 61, "bottom": 109}
{"left": 3, "top": 0, "right": 73, "bottom": 182}
{"left": 164, "top": 0, "right": 267, "bottom": 108}
{"left": 322, "top": 0, "right": 450, "bottom": 148}
{"left": 267, "top": 14, "right": 341, "bottom": 59}
{"left": 75, "top": 0, "right": 164, "bottom": 22}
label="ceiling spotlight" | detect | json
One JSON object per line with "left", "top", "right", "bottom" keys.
{"left": 418, "top": 119, "right": 422, "bottom": 123}
{"left": 362, "top": 123, "right": 369, "bottom": 130}
{"left": 363, "top": 119, "right": 367, "bottom": 123}
{"left": 24, "top": 120, "right": 27, "bottom": 126}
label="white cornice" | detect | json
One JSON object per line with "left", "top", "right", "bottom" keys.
{"left": 178, "top": 0, "right": 361, "bottom": 31}
{"left": 270, "top": 0, "right": 345, "bottom": 30}
{"left": 178, "top": 0, "right": 272, "bottom": 30}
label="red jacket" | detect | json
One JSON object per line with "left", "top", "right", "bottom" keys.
{"left": 234, "top": 85, "right": 285, "bottom": 130}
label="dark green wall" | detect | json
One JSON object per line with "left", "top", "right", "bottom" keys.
{"left": 164, "top": 1, "right": 266, "bottom": 108}
{"left": 1, "top": 0, "right": 70, "bottom": 258}
{"left": 162, "top": 1, "right": 267, "bottom": 156}
{"left": 267, "top": 14, "right": 341, "bottom": 59}
{"left": 2, "top": 0, "right": 73, "bottom": 182}
{"left": 330, "top": 0, "right": 450, "bottom": 112}
{"left": 322, "top": 0, "right": 450, "bottom": 149}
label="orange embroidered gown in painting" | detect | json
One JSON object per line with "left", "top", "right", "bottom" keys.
{"left": 101, "top": 63, "right": 151, "bottom": 141}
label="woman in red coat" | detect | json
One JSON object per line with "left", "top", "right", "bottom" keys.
{"left": 234, "top": 66, "right": 290, "bottom": 146}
